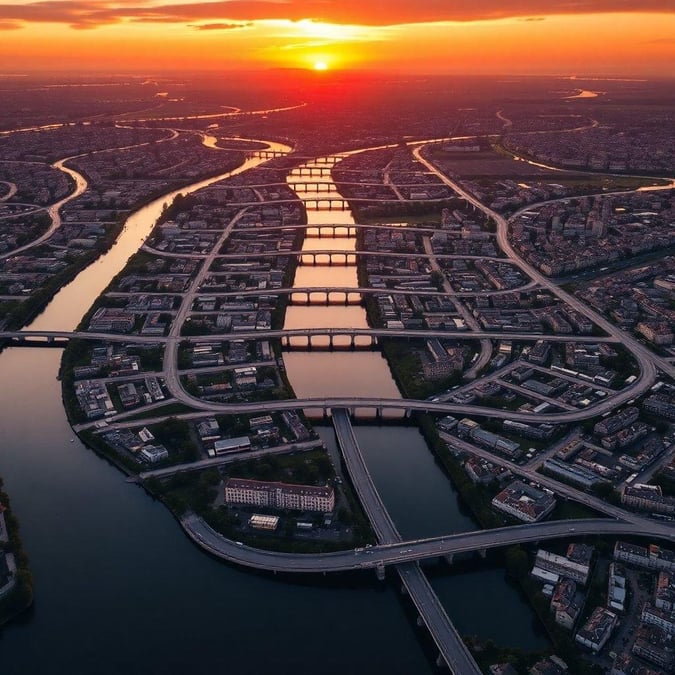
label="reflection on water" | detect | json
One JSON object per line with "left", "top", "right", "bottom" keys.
{"left": 283, "top": 160, "right": 402, "bottom": 408}
{"left": 283, "top": 351, "right": 401, "bottom": 399}
{"left": 564, "top": 89, "right": 601, "bottom": 99}
{"left": 28, "top": 141, "right": 291, "bottom": 332}
{"left": 0, "top": 353, "right": 433, "bottom": 675}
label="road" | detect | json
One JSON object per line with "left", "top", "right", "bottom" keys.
{"left": 3, "top": 327, "right": 622, "bottom": 345}
{"left": 181, "top": 512, "right": 675, "bottom": 573}
{"left": 107, "top": 281, "right": 538, "bottom": 299}
{"left": 329, "top": 408, "right": 481, "bottom": 675}
{"left": 138, "top": 438, "right": 324, "bottom": 480}
{"left": 413, "top": 144, "right": 673, "bottom": 386}
{"left": 421, "top": 234, "right": 493, "bottom": 379}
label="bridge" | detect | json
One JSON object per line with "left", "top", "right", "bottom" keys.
{"left": 224, "top": 179, "right": 447, "bottom": 193}
{"left": 186, "top": 284, "right": 534, "bottom": 304}
{"left": 332, "top": 408, "right": 481, "bottom": 673}
{"left": 183, "top": 510, "right": 675, "bottom": 573}
{"left": 230, "top": 196, "right": 458, "bottom": 210}
{"left": 179, "top": 409, "right": 675, "bottom": 671}
{"left": 0, "top": 328, "right": 619, "bottom": 348}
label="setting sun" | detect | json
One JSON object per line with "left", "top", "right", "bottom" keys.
{"left": 313, "top": 60, "right": 329, "bottom": 71}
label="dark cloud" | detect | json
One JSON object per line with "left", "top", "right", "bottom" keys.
{"left": 0, "top": 0, "right": 672, "bottom": 30}
{"left": 0, "top": 20, "right": 23, "bottom": 30}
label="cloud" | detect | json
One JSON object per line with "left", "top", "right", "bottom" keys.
{"left": 190, "top": 21, "right": 252, "bottom": 30}
{"left": 0, "top": 20, "right": 23, "bottom": 30}
{"left": 0, "top": 1, "right": 672, "bottom": 30}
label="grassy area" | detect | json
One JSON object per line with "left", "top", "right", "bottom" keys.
{"left": 148, "top": 448, "right": 376, "bottom": 554}
{"left": 381, "top": 339, "right": 463, "bottom": 400}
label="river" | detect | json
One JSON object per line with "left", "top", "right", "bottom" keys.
{"left": 0, "top": 141, "right": 546, "bottom": 673}
{"left": 283, "top": 156, "right": 548, "bottom": 651}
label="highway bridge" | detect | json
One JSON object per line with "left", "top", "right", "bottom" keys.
{"left": 0, "top": 327, "right": 620, "bottom": 347}
{"left": 107, "top": 283, "right": 535, "bottom": 303}
{"left": 332, "top": 408, "right": 482, "bottom": 674}
{"left": 182, "top": 511, "right": 675, "bottom": 574}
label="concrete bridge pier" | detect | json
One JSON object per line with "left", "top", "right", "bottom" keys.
{"left": 416, "top": 615, "right": 425, "bottom": 628}
{"left": 375, "top": 563, "right": 386, "bottom": 581}
{"left": 436, "top": 653, "right": 447, "bottom": 669}
{"left": 478, "top": 548, "right": 487, "bottom": 559}
{"left": 444, "top": 553, "right": 454, "bottom": 565}
{"left": 400, "top": 583, "right": 408, "bottom": 596}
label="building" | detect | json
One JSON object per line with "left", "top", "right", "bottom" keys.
{"left": 528, "top": 656, "right": 569, "bottom": 675}
{"left": 225, "top": 478, "right": 335, "bottom": 513}
{"left": 550, "top": 578, "right": 584, "bottom": 629}
{"left": 641, "top": 602, "right": 675, "bottom": 636}
{"left": 608, "top": 562, "right": 627, "bottom": 612}
{"left": 631, "top": 624, "right": 674, "bottom": 670}
{"left": 614, "top": 541, "right": 675, "bottom": 573}
{"left": 248, "top": 514, "right": 279, "bottom": 531}
{"left": 611, "top": 652, "right": 663, "bottom": 675}
{"left": 489, "top": 665, "right": 518, "bottom": 675}
{"left": 140, "top": 444, "right": 169, "bottom": 464}
{"left": 214, "top": 436, "right": 251, "bottom": 456}
{"left": 594, "top": 407, "right": 639, "bottom": 436}
{"left": 534, "top": 548, "right": 592, "bottom": 585}
{"left": 88, "top": 307, "right": 135, "bottom": 333}
{"left": 492, "top": 480, "right": 556, "bottom": 523}
{"left": 637, "top": 321, "right": 674, "bottom": 345}
{"left": 542, "top": 457, "right": 606, "bottom": 490}
{"left": 655, "top": 571, "right": 675, "bottom": 612}
{"left": 117, "top": 382, "right": 140, "bottom": 408}
{"left": 575, "top": 606, "right": 618, "bottom": 653}
{"left": 458, "top": 419, "right": 522, "bottom": 459}
{"left": 622, "top": 484, "right": 675, "bottom": 516}
{"left": 643, "top": 394, "right": 675, "bottom": 421}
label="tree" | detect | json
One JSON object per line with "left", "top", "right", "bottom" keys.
{"left": 430, "top": 270, "right": 445, "bottom": 291}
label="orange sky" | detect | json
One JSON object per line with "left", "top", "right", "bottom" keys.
{"left": 0, "top": 1, "right": 673, "bottom": 76}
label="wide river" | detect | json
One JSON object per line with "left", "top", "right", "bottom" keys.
{"left": 0, "top": 145, "right": 546, "bottom": 673}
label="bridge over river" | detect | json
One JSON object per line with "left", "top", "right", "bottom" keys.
{"left": 179, "top": 409, "right": 675, "bottom": 673}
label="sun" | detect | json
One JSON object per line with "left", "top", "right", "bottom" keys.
{"left": 313, "top": 60, "right": 329, "bottom": 71}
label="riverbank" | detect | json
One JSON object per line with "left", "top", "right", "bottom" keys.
{"left": 0, "top": 477, "right": 33, "bottom": 628}
{"left": 0, "top": 155, "right": 246, "bottom": 336}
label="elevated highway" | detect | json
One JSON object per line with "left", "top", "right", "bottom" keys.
{"left": 0, "top": 328, "right": 621, "bottom": 346}
{"left": 332, "top": 408, "right": 482, "bottom": 674}
{"left": 182, "top": 512, "right": 675, "bottom": 574}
